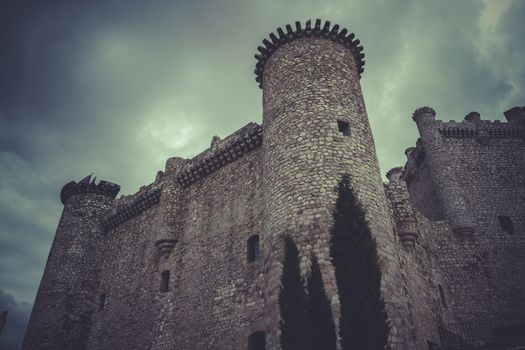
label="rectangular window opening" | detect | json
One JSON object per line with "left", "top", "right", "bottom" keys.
{"left": 438, "top": 285, "right": 448, "bottom": 309}
{"left": 247, "top": 235, "right": 260, "bottom": 263}
{"left": 337, "top": 120, "right": 351, "bottom": 137}
{"left": 160, "top": 270, "right": 170, "bottom": 293}
{"left": 99, "top": 293, "right": 106, "bottom": 311}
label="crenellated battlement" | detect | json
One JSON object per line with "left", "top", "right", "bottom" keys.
{"left": 437, "top": 118, "right": 522, "bottom": 139}
{"left": 254, "top": 18, "right": 365, "bottom": 88}
{"left": 176, "top": 122, "right": 262, "bottom": 187}
{"left": 404, "top": 107, "right": 524, "bottom": 185}
{"left": 413, "top": 107, "right": 524, "bottom": 141}
{"left": 60, "top": 177, "right": 120, "bottom": 205}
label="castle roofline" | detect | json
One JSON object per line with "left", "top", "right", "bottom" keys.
{"left": 254, "top": 19, "right": 365, "bottom": 88}
{"left": 176, "top": 122, "right": 262, "bottom": 187}
{"left": 60, "top": 179, "right": 120, "bottom": 205}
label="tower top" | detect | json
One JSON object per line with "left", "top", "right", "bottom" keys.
{"left": 253, "top": 19, "right": 365, "bottom": 88}
{"left": 60, "top": 177, "right": 120, "bottom": 205}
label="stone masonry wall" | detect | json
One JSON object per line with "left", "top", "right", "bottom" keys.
{"left": 404, "top": 109, "right": 525, "bottom": 324}
{"left": 158, "top": 148, "right": 265, "bottom": 349}
{"left": 86, "top": 203, "right": 161, "bottom": 350}
{"left": 85, "top": 137, "right": 264, "bottom": 350}
{"left": 385, "top": 168, "right": 453, "bottom": 348}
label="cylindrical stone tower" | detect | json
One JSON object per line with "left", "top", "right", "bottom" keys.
{"left": 256, "top": 19, "right": 413, "bottom": 349}
{"left": 412, "top": 107, "right": 475, "bottom": 235}
{"left": 22, "top": 177, "right": 119, "bottom": 350}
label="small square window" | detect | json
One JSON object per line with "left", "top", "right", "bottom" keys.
{"left": 337, "top": 120, "right": 351, "bottom": 136}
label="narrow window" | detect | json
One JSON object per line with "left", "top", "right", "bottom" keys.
{"left": 160, "top": 271, "right": 170, "bottom": 293}
{"left": 438, "top": 284, "right": 447, "bottom": 309}
{"left": 337, "top": 120, "right": 351, "bottom": 136}
{"left": 247, "top": 235, "right": 260, "bottom": 263}
{"left": 98, "top": 293, "right": 106, "bottom": 310}
{"left": 248, "top": 331, "right": 266, "bottom": 350}
{"left": 498, "top": 216, "right": 515, "bottom": 235}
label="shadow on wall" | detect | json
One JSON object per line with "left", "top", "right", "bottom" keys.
{"left": 0, "top": 288, "right": 31, "bottom": 350}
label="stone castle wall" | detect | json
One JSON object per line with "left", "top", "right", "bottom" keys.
{"left": 22, "top": 19, "right": 525, "bottom": 350}
{"left": 87, "top": 127, "right": 266, "bottom": 349}
{"left": 396, "top": 108, "right": 525, "bottom": 343}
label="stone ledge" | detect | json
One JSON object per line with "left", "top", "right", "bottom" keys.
{"left": 254, "top": 19, "right": 365, "bottom": 88}
{"left": 176, "top": 123, "right": 262, "bottom": 187}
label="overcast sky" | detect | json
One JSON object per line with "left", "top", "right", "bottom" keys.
{"left": 1, "top": 0, "right": 524, "bottom": 348}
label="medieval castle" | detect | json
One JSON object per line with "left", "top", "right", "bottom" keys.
{"left": 23, "top": 19, "right": 525, "bottom": 349}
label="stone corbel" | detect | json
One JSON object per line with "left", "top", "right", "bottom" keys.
{"left": 155, "top": 239, "right": 178, "bottom": 258}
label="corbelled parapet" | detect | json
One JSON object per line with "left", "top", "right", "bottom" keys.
{"left": 60, "top": 178, "right": 120, "bottom": 205}
{"left": 176, "top": 123, "right": 262, "bottom": 187}
{"left": 102, "top": 184, "right": 162, "bottom": 231}
{"left": 412, "top": 106, "right": 436, "bottom": 122}
{"left": 254, "top": 19, "right": 365, "bottom": 88}
{"left": 438, "top": 109, "right": 522, "bottom": 140}
{"left": 439, "top": 124, "right": 521, "bottom": 139}
{"left": 413, "top": 107, "right": 523, "bottom": 141}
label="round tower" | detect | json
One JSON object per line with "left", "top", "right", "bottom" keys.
{"left": 412, "top": 107, "right": 474, "bottom": 235}
{"left": 256, "top": 19, "right": 412, "bottom": 349}
{"left": 22, "top": 177, "right": 119, "bottom": 350}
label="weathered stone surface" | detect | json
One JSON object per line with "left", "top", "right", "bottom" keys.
{"left": 22, "top": 19, "right": 525, "bottom": 350}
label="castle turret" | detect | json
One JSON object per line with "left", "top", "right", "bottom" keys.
{"left": 256, "top": 19, "right": 412, "bottom": 348}
{"left": 150, "top": 157, "right": 188, "bottom": 350}
{"left": 22, "top": 176, "right": 119, "bottom": 350}
{"left": 412, "top": 107, "right": 475, "bottom": 235}
{"left": 386, "top": 167, "right": 419, "bottom": 248}
{"left": 154, "top": 157, "right": 187, "bottom": 258}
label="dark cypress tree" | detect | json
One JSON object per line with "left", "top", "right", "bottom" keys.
{"left": 305, "top": 254, "right": 337, "bottom": 350}
{"left": 329, "top": 174, "right": 390, "bottom": 349}
{"left": 279, "top": 236, "right": 307, "bottom": 350}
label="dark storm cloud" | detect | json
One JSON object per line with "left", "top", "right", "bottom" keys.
{"left": 0, "top": 0, "right": 524, "bottom": 348}
{"left": 0, "top": 288, "right": 31, "bottom": 350}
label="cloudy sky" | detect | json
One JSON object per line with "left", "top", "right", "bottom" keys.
{"left": 0, "top": 0, "right": 523, "bottom": 348}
